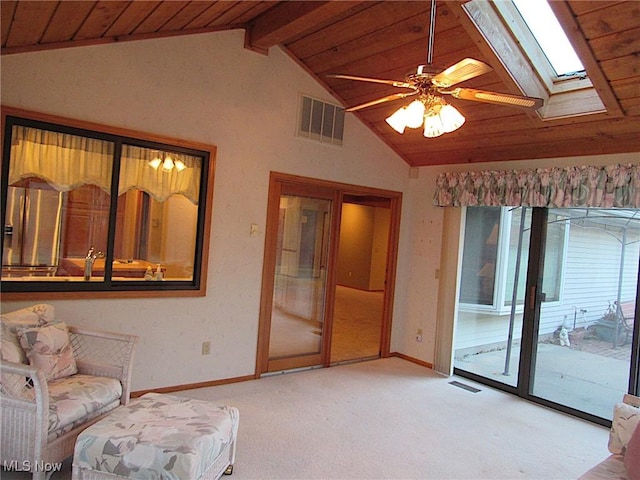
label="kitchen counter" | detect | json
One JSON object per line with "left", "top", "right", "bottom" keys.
{"left": 60, "top": 258, "right": 165, "bottom": 279}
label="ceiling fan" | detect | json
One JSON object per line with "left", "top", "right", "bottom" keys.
{"left": 327, "top": 0, "right": 544, "bottom": 137}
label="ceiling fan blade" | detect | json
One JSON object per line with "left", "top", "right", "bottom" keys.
{"left": 431, "top": 58, "right": 493, "bottom": 88}
{"left": 447, "top": 87, "right": 544, "bottom": 110}
{"left": 327, "top": 73, "right": 414, "bottom": 89}
{"left": 345, "top": 91, "right": 418, "bottom": 112}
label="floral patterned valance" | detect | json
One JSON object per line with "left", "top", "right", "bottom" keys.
{"left": 433, "top": 164, "right": 640, "bottom": 208}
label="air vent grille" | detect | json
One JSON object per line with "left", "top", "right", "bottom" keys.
{"left": 298, "top": 95, "right": 345, "bottom": 146}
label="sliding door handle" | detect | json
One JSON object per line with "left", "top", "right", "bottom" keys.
{"left": 529, "top": 286, "right": 547, "bottom": 309}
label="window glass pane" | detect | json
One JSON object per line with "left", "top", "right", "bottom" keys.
{"left": 541, "top": 212, "right": 567, "bottom": 302}
{"left": 512, "top": 0, "right": 584, "bottom": 76}
{"left": 112, "top": 145, "right": 202, "bottom": 281}
{"left": 505, "top": 207, "right": 530, "bottom": 306}
{"left": 3, "top": 126, "right": 114, "bottom": 281}
{"left": 459, "top": 207, "right": 500, "bottom": 305}
{"left": 322, "top": 104, "right": 335, "bottom": 143}
{"left": 1, "top": 113, "right": 212, "bottom": 295}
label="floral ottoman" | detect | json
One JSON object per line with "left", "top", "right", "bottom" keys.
{"left": 72, "top": 392, "right": 239, "bottom": 480}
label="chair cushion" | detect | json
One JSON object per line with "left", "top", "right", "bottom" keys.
{"left": 48, "top": 374, "right": 122, "bottom": 439}
{"left": 18, "top": 322, "right": 77, "bottom": 381}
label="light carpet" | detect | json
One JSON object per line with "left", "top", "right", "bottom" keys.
{"left": 3, "top": 358, "right": 611, "bottom": 479}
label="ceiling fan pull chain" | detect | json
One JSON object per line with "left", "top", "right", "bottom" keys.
{"left": 427, "top": 0, "right": 437, "bottom": 66}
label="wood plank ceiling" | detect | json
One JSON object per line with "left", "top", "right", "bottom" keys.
{"left": 2, "top": 1, "right": 639, "bottom": 167}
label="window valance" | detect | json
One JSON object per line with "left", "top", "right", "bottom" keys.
{"left": 433, "top": 163, "right": 639, "bottom": 208}
{"left": 8, "top": 126, "right": 201, "bottom": 204}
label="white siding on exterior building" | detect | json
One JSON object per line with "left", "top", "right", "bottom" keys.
{"left": 456, "top": 210, "right": 639, "bottom": 352}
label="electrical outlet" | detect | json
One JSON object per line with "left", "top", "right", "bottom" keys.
{"left": 416, "top": 328, "right": 423, "bottom": 343}
{"left": 201, "top": 341, "right": 211, "bottom": 355}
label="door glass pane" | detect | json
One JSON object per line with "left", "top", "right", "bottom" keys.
{"left": 532, "top": 208, "right": 639, "bottom": 419}
{"left": 455, "top": 207, "right": 531, "bottom": 387}
{"left": 269, "top": 194, "right": 331, "bottom": 360}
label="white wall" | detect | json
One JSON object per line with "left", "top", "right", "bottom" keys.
{"left": 0, "top": 30, "right": 412, "bottom": 390}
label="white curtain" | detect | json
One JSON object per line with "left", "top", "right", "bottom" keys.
{"left": 120, "top": 145, "right": 201, "bottom": 205}
{"left": 9, "top": 125, "right": 113, "bottom": 193}
{"left": 9, "top": 126, "right": 202, "bottom": 205}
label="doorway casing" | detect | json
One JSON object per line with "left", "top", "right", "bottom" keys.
{"left": 255, "top": 172, "right": 402, "bottom": 376}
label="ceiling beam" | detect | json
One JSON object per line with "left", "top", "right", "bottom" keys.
{"left": 245, "top": 1, "right": 361, "bottom": 54}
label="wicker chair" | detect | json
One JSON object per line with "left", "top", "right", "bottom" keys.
{"left": 1, "top": 309, "right": 137, "bottom": 480}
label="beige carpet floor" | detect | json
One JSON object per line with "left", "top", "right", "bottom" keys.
{"left": 8, "top": 357, "right": 613, "bottom": 480}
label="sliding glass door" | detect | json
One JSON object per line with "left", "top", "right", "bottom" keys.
{"left": 530, "top": 208, "right": 639, "bottom": 419}
{"left": 264, "top": 184, "right": 334, "bottom": 372}
{"left": 455, "top": 207, "right": 640, "bottom": 423}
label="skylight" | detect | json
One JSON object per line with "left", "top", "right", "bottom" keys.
{"left": 512, "top": 0, "right": 584, "bottom": 77}
{"left": 462, "top": 0, "right": 609, "bottom": 120}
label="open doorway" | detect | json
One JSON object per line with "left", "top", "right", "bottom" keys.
{"left": 331, "top": 195, "right": 391, "bottom": 364}
{"left": 256, "top": 173, "right": 401, "bottom": 375}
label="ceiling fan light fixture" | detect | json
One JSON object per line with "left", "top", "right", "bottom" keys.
{"left": 423, "top": 111, "right": 446, "bottom": 138}
{"left": 438, "top": 103, "right": 465, "bottom": 133}
{"left": 404, "top": 99, "right": 426, "bottom": 128}
{"left": 385, "top": 108, "right": 408, "bottom": 133}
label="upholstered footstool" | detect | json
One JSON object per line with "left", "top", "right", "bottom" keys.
{"left": 72, "top": 392, "right": 239, "bottom": 480}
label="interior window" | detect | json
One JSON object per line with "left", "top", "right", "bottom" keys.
{"left": 1, "top": 111, "right": 214, "bottom": 297}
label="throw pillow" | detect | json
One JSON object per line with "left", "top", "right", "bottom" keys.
{"left": 625, "top": 424, "right": 640, "bottom": 480}
{"left": 1, "top": 304, "right": 56, "bottom": 364}
{"left": 609, "top": 402, "right": 640, "bottom": 454}
{"left": 0, "top": 333, "right": 28, "bottom": 397}
{"left": 18, "top": 322, "right": 77, "bottom": 381}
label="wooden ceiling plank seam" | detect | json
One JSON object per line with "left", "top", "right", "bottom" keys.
{"left": 304, "top": 7, "right": 463, "bottom": 75}
{"left": 322, "top": 26, "right": 481, "bottom": 90}
{"left": 610, "top": 77, "right": 640, "bottom": 103}
{"left": 157, "top": 1, "right": 213, "bottom": 32}
{"left": 403, "top": 134, "right": 640, "bottom": 166}
{"left": 600, "top": 54, "right": 640, "bottom": 83}
{"left": 568, "top": 1, "right": 626, "bottom": 18}
{"left": 391, "top": 119, "right": 640, "bottom": 152}
{"left": 73, "top": 1, "right": 131, "bottom": 41}
{"left": 5, "top": 1, "right": 58, "bottom": 48}
{"left": 279, "top": 1, "right": 375, "bottom": 49}
{"left": 40, "top": 1, "right": 97, "bottom": 45}
{"left": 574, "top": 1, "right": 640, "bottom": 40}
{"left": 185, "top": 2, "right": 243, "bottom": 30}
{"left": 285, "top": 1, "right": 389, "bottom": 58}
{"left": 384, "top": 117, "right": 640, "bottom": 155}
{"left": 231, "top": 2, "right": 279, "bottom": 25}
{"left": 548, "top": 1, "right": 624, "bottom": 117}
{"left": 207, "top": 2, "right": 267, "bottom": 27}
{"left": 132, "top": 1, "right": 191, "bottom": 35}
{"left": 620, "top": 98, "right": 640, "bottom": 116}
{"left": 392, "top": 130, "right": 639, "bottom": 159}
{"left": 588, "top": 26, "right": 640, "bottom": 62}
{"left": 101, "top": 1, "right": 159, "bottom": 38}
{"left": 319, "top": 33, "right": 480, "bottom": 94}
{"left": 248, "top": 1, "right": 359, "bottom": 51}
{"left": 1, "top": 0, "right": 18, "bottom": 47}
